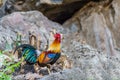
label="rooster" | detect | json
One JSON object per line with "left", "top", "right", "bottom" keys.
{"left": 13, "top": 33, "right": 61, "bottom": 65}
{"left": 37, "top": 33, "right": 61, "bottom": 65}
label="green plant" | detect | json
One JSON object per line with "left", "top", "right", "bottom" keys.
{"left": 0, "top": 51, "right": 24, "bottom": 80}
{"left": 0, "top": 32, "right": 23, "bottom": 80}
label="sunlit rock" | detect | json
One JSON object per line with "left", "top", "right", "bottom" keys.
{"left": 63, "top": 0, "right": 120, "bottom": 54}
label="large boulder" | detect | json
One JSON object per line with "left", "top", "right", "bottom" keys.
{"left": 63, "top": 0, "right": 120, "bottom": 54}
{"left": 0, "top": 11, "right": 63, "bottom": 50}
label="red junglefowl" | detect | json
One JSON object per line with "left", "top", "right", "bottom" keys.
{"left": 37, "top": 33, "right": 61, "bottom": 65}
{"left": 13, "top": 33, "right": 61, "bottom": 65}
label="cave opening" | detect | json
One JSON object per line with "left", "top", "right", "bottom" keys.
{"left": 0, "top": 0, "right": 102, "bottom": 24}
{"left": 40, "top": 0, "right": 91, "bottom": 24}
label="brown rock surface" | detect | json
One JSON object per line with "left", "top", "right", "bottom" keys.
{"left": 63, "top": 0, "right": 120, "bottom": 54}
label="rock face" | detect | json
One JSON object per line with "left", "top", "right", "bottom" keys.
{"left": 0, "top": 11, "right": 63, "bottom": 50}
{"left": 61, "top": 32, "right": 120, "bottom": 80}
{"left": 63, "top": 0, "right": 120, "bottom": 54}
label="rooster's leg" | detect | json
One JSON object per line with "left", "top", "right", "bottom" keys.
{"left": 47, "top": 64, "right": 51, "bottom": 74}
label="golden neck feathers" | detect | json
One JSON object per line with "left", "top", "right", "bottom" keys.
{"left": 48, "top": 39, "right": 61, "bottom": 53}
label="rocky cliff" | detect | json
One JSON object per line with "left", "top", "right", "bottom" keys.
{"left": 0, "top": 0, "right": 120, "bottom": 80}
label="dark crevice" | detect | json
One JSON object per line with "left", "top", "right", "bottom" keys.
{"left": 110, "top": 5, "right": 115, "bottom": 23}
{"left": 0, "top": 0, "right": 107, "bottom": 24}
{"left": 39, "top": 0, "right": 113, "bottom": 24}
{"left": 39, "top": 0, "right": 91, "bottom": 24}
